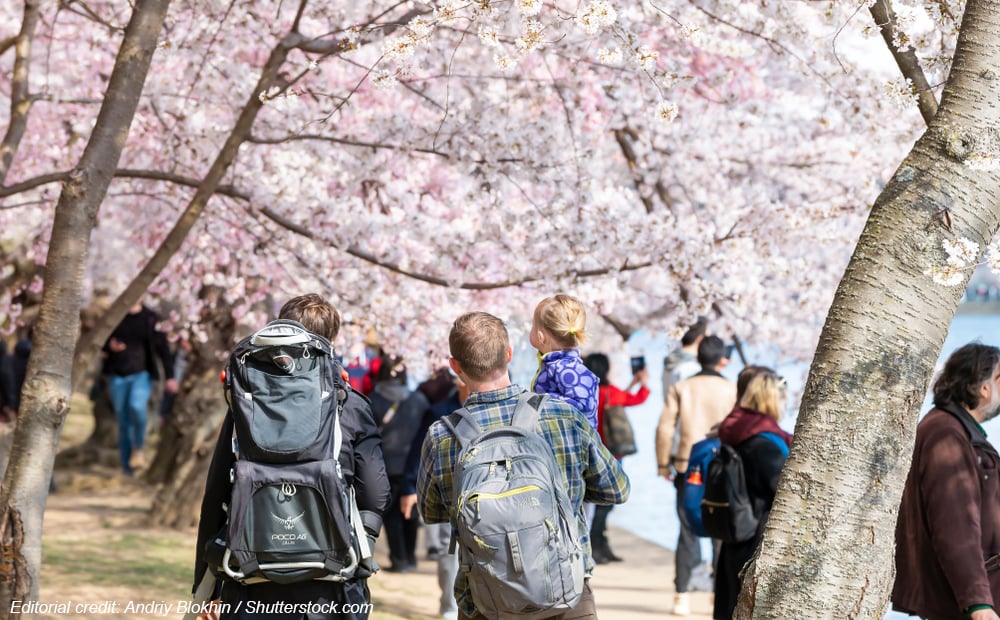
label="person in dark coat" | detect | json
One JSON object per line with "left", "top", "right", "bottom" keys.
{"left": 192, "top": 294, "right": 391, "bottom": 620}
{"left": 102, "top": 302, "right": 177, "bottom": 474}
{"left": 0, "top": 340, "right": 16, "bottom": 420}
{"left": 713, "top": 367, "right": 792, "bottom": 620}
{"left": 379, "top": 367, "right": 452, "bottom": 572}
{"left": 399, "top": 371, "right": 470, "bottom": 620}
{"left": 893, "top": 343, "right": 1000, "bottom": 620}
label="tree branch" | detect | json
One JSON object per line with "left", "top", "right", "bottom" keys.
{"left": 0, "top": 1, "right": 42, "bottom": 183}
{"left": 73, "top": 30, "right": 305, "bottom": 365}
{"left": 0, "top": 168, "right": 249, "bottom": 201}
{"left": 257, "top": 206, "right": 654, "bottom": 290}
{"left": 246, "top": 133, "right": 451, "bottom": 158}
{"left": 868, "top": 0, "right": 938, "bottom": 125}
{"left": 0, "top": 36, "right": 15, "bottom": 56}
{"left": 614, "top": 127, "right": 655, "bottom": 214}
{"left": 600, "top": 313, "right": 634, "bottom": 341}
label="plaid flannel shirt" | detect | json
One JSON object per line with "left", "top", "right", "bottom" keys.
{"left": 416, "top": 383, "right": 630, "bottom": 618}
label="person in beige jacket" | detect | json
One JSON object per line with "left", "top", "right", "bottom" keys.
{"left": 656, "top": 335, "right": 736, "bottom": 616}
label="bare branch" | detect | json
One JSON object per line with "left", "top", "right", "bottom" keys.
{"left": 0, "top": 171, "right": 68, "bottom": 198}
{"left": 600, "top": 313, "right": 634, "bottom": 341}
{"left": 868, "top": 0, "right": 938, "bottom": 125}
{"left": 61, "top": 1, "right": 124, "bottom": 31}
{"left": 614, "top": 128, "right": 656, "bottom": 214}
{"left": 0, "top": 1, "right": 42, "bottom": 183}
{"left": 246, "top": 133, "right": 451, "bottom": 158}
{"left": 258, "top": 206, "right": 654, "bottom": 290}
{"left": 0, "top": 168, "right": 249, "bottom": 201}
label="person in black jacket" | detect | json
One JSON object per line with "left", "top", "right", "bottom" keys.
{"left": 102, "top": 302, "right": 177, "bottom": 474}
{"left": 0, "top": 340, "right": 16, "bottom": 421}
{"left": 400, "top": 372, "right": 470, "bottom": 620}
{"left": 379, "top": 367, "right": 453, "bottom": 573}
{"left": 192, "top": 294, "right": 391, "bottom": 620}
{"left": 713, "top": 367, "right": 792, "bottom": 620}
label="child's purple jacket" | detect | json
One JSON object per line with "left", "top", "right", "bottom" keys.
{"left": 531, "top": 349, "right": 599, "bottom": 429}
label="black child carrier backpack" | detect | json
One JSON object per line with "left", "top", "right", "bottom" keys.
{"left": 442, "top": 392, "right": 584, "bottom": 620}
{"left": 213, "top": 319, "right": 372, "bottom": 585}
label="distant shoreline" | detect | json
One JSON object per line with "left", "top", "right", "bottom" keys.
{"left": 956, "top": 301, "right": 1000, "bottom": 316}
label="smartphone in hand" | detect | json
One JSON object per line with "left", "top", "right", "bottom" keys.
{"left": 630, "top": 355, "right": 646, "bottom": 375}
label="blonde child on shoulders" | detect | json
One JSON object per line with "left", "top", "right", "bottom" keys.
{"left": 529, "top": 294, "right": 600, "bottom": 430}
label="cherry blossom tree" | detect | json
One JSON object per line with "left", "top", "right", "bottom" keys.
{"left": 739, "top": 0, "right": 1000, "bottom": 615}
{"left": 0, "top": 0, "right": 986, "bottom": 612}
{"left": 0, "top": 0, "right": 171, "bottom": 604}
{"left": 1, "top": 0, "right": 926, "bottom": 364}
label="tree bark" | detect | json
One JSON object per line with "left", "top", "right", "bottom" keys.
{"left": 146, "top": 292, "right": 235, "bottom": 530}
{"left": 0, "top": 1, "right": 170, "bottom": 610}
{"left": 739, "top": 0, "right": 1000, "bottom": 617}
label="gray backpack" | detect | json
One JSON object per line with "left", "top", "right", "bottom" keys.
{"left": 443, "top": 392, "right": 584, "bottom": 619}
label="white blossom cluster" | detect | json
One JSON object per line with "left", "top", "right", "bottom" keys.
{"left": 926, "top": 238, "right": 1000, "bottom": 287}
{"left": 0, "top": 0, "right": 964, "bottom": 366}
{"left": 575, "top": 0, "right": 618, "bottom": 34}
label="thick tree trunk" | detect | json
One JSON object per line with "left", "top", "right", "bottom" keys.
{"left": 739, "top": 0, "right": 1000, "bottom": 617}
{"left": 0, "top": 1, "right": 170, "bottom": 611}
{"left": 147, "top": 295, "right": 235, "bottom": 529}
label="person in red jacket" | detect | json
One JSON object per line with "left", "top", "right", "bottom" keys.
{"left": 583, "top": 352, "right": 649, "bottom": 564}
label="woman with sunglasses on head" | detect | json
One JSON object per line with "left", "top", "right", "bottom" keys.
{"left": 713, "top": 367, "right": 794, "bottom": 620}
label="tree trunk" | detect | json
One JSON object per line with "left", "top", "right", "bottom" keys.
{"left": 71, "top": 31, "right": 305, "bottom": 382}
{"left": 739, "top": 0, "right": 1000, "bottom": 617}
{"left": 0, "top": 1, "right": 170, "bottom": 610}
{"left": 146, "top": 294, "right": 235, "bottom": 529}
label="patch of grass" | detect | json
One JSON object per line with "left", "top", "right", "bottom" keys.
{"left": 42, "top": 531, "right": 191, "bottom": 596}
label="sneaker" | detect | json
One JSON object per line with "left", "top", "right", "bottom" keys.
{"left": 128, "top": 449, "right": 146, "bottom": 470}
{"left": 672, "top": 592, "right": 691, "bottom": 616}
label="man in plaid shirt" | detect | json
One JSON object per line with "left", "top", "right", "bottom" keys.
{"left": 417, "top": 311, "right": 631, "bottom": 620}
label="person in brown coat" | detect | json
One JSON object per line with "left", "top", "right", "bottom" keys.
{"left": 893, "top": 342, "right": 1000, "bottom": 620}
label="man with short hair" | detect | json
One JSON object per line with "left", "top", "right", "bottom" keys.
{"left": 417, "top": 311, "right": 630, "bottom": 620}
{"left": 893, "top": 343, "right": 1000, "bottom": 620}
{"left": 193, "top": 293, "right": 390, "bottom": 620}
{"left": 656, "top": 335, "right": 736, "bottom": 616}
{"left": 662, "top": 317, "right": 709, "bottom": 400}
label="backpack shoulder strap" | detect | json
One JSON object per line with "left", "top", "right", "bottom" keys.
{"left": 440, "top": 407, "right": 481, "bottom": 450}
{"left": 510, "top": 392, "right": 548, "bottom": 431}
{"left": 759, "top": 432, "right": 790, "bottom": 458}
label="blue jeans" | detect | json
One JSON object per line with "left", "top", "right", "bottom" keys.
{"left": 107, "top": 371, "right": 151, "bottom": 473}
{"left": 674, "top": 474, "right": 702, "bottom": 592}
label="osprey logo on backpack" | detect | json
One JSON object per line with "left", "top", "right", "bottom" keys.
{"left": 213, "top": 320, "right": 373, "bottom": 586}
{"left": 272, "top": 511, "right": 306, "bottom": 531}
{"left": 443, "top": 393, "right": 584, "bottom": 620}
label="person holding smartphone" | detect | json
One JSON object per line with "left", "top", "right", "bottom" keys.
{"left": 583, "top": 352, "right": 650, "bottom": 564}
